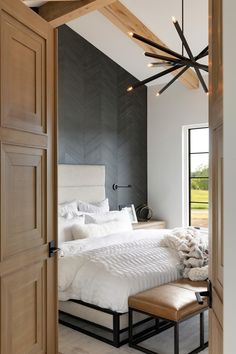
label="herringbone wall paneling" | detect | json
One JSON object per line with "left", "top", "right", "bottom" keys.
{"left": 58, "top": 26, "right": 147, "bottom": 209}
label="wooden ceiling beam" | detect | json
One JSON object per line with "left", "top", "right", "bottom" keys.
{"left": 23, "top": 0, "right": 77, "bottom": 2}
{"left": 22, "top": 0, "right": 78, "bottom": 4}
{"left": 38, "top": 0, "right": 116, "bottom": 28}
{"left": 100, "top": 1, "right": 199, "bottom": 89}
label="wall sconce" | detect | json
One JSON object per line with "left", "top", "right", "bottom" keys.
{"left": 112, "top": 184, "right": 132, "bottom": 191}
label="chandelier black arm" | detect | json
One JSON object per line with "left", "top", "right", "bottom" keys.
{"left": 194, "top": 47, "right": 209, "bottom": 71}
{"left": 196, "top": 51, "right": 208, "bottom": 61}
{"left": 149, "top": 61, "right": 173, "bottom": 67}
{"left": 195, "top": 45, "right": 209, "bottom": 61}
{"left": 158, "top": 66, "right": 189, "bottom": 95}
{"left": 128, "top": 64, "right": 185, "bottom": 91}
{"left": 145, "top": 52, "right": 184, "bottom": 64}
{"left": 198, "top": 65, "right": 208, "bottom": 72}
{"left": 145, "top": 52, "right": 208, "bottom": 72}
{"left": 173, "top": 20, "right": 208, "bottom": 93}
{"left": 132, "top": 32, "right": 190, "bottom": 62}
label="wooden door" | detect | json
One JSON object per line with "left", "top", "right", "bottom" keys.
{"left": 0, "top": 1, "right": 57, "bottom": 354}
{"left": 209, "top": 0, "right": 223, "bottom": 352}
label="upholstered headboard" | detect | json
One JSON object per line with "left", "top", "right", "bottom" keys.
{"left": 58, "top": 164, "right": 106, "bottom": 204}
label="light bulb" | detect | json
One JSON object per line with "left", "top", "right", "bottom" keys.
{"left": 127, "top": 86, "right": 133, "bottom": 92}
{"left": 172, "top": 16, "right": 177, "bottom": 23}
{"left": 206, "top": 92, "right": 209, "bottom": 96}
{"left": 147, "top": 63, "right": 154, "bottom": 68}
{"left": 128, "top": 32, "right": 134, "bottom": 37}
{"left": 156, "top": 92, "right": 160, "bottom": 97}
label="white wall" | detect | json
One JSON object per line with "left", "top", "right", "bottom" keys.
{"left": 223, "top": 0, "right": 236, "bottom": 352}
{"left": 147, "top": 2, "right": 236, "bottom": 348}
{"left": 147, "top": 83, "right": 208, "bottom": 228}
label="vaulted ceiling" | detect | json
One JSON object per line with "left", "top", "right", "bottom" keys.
{"left": 23, "top": 0, "right": 208, "bottom": 88}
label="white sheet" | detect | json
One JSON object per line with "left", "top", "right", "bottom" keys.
{"left": 59, "top": 229, "right": 181, "bottom": 313}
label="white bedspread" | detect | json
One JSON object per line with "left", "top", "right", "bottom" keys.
{"left": 59, "top": 229, "right": 181, "bottom": 313}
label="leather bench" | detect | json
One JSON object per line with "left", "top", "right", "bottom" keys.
{"left": 128, "top": 279, "right": 209, "bottom": 354}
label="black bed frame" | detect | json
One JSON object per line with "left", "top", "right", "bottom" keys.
{"left": 59, "top": 299, "right": 168, "bottom": 348}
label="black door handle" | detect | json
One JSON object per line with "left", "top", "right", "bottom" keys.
{"left": 195, "top": 291, "right": 209, "bottom": 304}
{"left": 49, "top": 240, "right": 61, "bottom": 258}
{"left": 195, "top": 280, "right": 212, "bottom": 308}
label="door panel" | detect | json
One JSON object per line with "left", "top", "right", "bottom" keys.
{"left": 209, "top": 0, "right": 223, "bottom": 352}
{"left": 1, "top": 144, "right": 46, "bottom": 258}
{"left": 1, "top": 261, "right": 46, "bottom": 354}
{"left": 210, "top": 311, "right": 223, "bottom": 354}
{"left": 209, "top": 125, "right": 223, "bottom": 353}
{"left": 213, "top": 126, "right": 224, "bottom": 296}
{"left": 1, "top": 11, "right": 46, "bottom": 133}
{"left": 0, "top": 1, "right": 57, "bottom": 354}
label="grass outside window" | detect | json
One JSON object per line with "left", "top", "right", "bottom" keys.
{"left": 189, "top": 127, "right": 209, "bottom": 229}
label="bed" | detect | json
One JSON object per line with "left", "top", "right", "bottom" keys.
{"left": 58, "top": 164, "right": 182, "bottom": 347}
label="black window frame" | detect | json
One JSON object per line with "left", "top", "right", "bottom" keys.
{"left": 188, "top": 126, "right": 209, "bottom": 229}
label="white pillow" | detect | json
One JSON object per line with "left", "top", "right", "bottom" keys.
{"left": 58, "top": 215, "right": 85, "bottom": 244}
{"left": 85, "top": 210, "right": 130, "bottom": 224}
{"left": 58, "top": 200, "right": 80, "bottom": 219}
{"left": 72, "top": 220, "right": 132, "bottom": 240}
{"left": 78, "top": 198, "right": 109, "bottom": 214}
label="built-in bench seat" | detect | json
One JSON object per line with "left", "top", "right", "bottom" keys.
{"left": 128, "top": 279, "right": 209, "bottom": 354}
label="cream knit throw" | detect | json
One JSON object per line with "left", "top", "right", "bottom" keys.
{"left": 160, "top": 227, "right": 208, "bottom": 281}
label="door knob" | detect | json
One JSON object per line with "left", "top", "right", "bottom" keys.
{"left": 49, "top": 240, "right": 61, "bottom": 258}
{"left": 195, "top": 280, "right": 212, "bottom": 308}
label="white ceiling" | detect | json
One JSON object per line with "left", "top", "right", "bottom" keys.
{"left": 24, "top": 0, "right": 208, "bottom": 87}
{"left": 24, "top": 0, "right": 45, "bottom": 6}
{"left": 67, "top": 0, "right": 208, "bottom": 86}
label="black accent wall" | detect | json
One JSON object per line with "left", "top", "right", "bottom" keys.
{"left": 58, "top": 25, "right": 147, "bottom": 210}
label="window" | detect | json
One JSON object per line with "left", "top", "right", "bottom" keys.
{"left": 188, "top": 127, "right": 209, "bottom": 229}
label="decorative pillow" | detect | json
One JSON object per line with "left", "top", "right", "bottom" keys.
{"left": 188, "top": 265, "right": 208, "bottom": 281}
{"left": 72, "top": 220, "right": 132, "bottom": 240}
{"left": 78, "top": 198, "right": 109, "bottom": 214}
{"left": 58, "top": 200, "right": 80, "bottom": 219}
{"left": 85, "top": 209, "right": 130, "bottom": 224}
{"left": 58, "top": 215, "right": 85, "bottom": 244}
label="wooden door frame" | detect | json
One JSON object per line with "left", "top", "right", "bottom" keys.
{"left": 209, "top": 0, "right": 224, "bottom": 353}
{"left": 222, "top": 0, "right": 236, "bottom": 351}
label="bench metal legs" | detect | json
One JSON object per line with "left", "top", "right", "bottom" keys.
{"left": 200, "top": 312, "right": 205, "bottom": 347}
{"left": 188, "top": 311, "right": 208, "bottom": 354}
{"left": 128, "top": 308, "right": 133, "bottom": 346}
{"left": 129, "top": 308, "right": 208, "bottom": 354}
{"left": 174, "top": 323, "right": 179, "bottom": 354}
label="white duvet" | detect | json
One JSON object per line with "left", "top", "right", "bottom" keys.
{"left": 59, "top": 229, "right": 181, "bottom": 313}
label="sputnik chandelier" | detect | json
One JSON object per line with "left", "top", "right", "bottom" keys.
{"left": 127, "top": 0, "right": 208, "bottom": 96}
